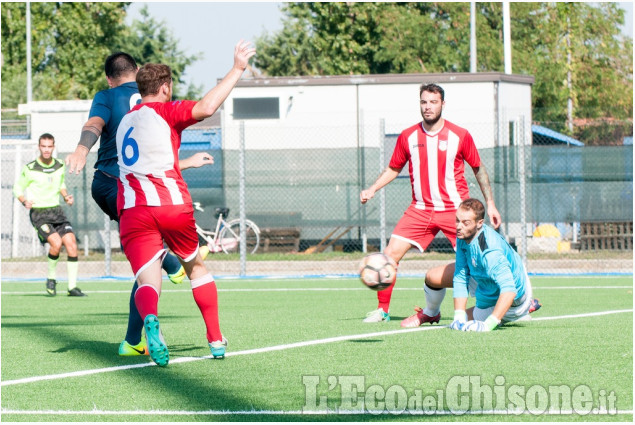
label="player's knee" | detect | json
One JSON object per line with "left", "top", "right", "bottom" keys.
{"left": 65, "top": 244, "right": 78, "bottom": 256}
{"left": 63, "top": 236, "right": 77, "bottom": 254}
{"left": 424, "top": 267, "right": 441, "bottom": 288}
{"left": 49, "top": 239, "right": 62, "bottom": 252}
{"left": 425, "top": 264, "right": 453, "bottom": 289}
{"left": 384, "top": 243, "right": 407, "bottom": 265}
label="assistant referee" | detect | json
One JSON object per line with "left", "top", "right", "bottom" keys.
{"left": 13, "top": 133, "right": 85, "bottom": 297}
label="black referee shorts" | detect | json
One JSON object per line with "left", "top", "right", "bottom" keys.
{"left": 29, "top": 206, "right": 74, "bottom": 245}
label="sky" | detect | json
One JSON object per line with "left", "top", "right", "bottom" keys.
{"left": 126, "top": 1, "right": 284, "bottom": 90}
{"left": 127, "top": 1, "right": 634, "bottom": 90}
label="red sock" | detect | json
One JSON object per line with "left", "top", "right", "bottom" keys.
{"left": 134, "top": 285, "right": 159, "bottom": 320}
{"left": 191, "top": 274, "right": 222, "bottom": 342}
{"left": 377, "top": 266, "right": 398, "bottom": 312}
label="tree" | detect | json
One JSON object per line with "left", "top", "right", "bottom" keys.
{"left": 254, "top": 2, "right": 633, "bottom": 130}
{"left": 254, "top": 2, "right": 472, "bottom": 75}
{"left": 255, "top": 2, "right": 390, "bottom": 76}
{"left": 1, "top": 2, "right": 202, "bottom": 110}
{"left": 376, "top": 3, "right": 472, "bottom": 73}
{"left": 116, "top": 6, "right": 202, "bottom": 99}
{"left": 1, "top": 2, "right": 130, "bottom": 106}
{"left": 510, "top": 2, "right": 633, "bottom": 126}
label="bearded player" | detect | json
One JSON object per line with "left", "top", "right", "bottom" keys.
{"left": 359, "top": 83, "right": 502, "bottom": 325}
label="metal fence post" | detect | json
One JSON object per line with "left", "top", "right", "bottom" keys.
{"left": 104, "top": 213, "right": 111, "bottom": 277}
{"left": 518, "top": 116, "right": 528, "bottom": 264}
{"left": 359, "top": 110, "right": 367, "bottom": 253}
{"left": 379, "top": 119, "right": 387, "bottom": 252}
{"left": 239, "top": 121, "right": 246, "bottom": 276}
{"left": 12, "top": 144, "right": 22, "bottom": 258}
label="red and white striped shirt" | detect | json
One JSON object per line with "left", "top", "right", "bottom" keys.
{"left": 389, "top": 120, "right": 481, "bottom": 211}
{"left": 116, "top": 100, "right": 198, "bottom": 213}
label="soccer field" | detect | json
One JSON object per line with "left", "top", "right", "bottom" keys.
{"left": 1, "top": 275, "right": 632, "bottom": 422}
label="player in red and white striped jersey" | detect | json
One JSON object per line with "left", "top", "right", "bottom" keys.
{"left": 116, "top": 40, "right": 256, "bottom": 366}
{"left": 359, "top": 83, "right": 502, "bottom": 325}
{"left": 117, "top": 99, "right": 197, "bottom": 211}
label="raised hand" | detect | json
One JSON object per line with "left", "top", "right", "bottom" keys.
{"left": 233, "top": 40, "right": 256, "bottom": 71}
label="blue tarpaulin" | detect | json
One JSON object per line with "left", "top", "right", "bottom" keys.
{"left": 532, "top": 125, "right": 585, "bottom": 146}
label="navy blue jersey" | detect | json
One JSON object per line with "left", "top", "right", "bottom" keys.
{"left": 89, "top": 82, "right": 141, "bottom": 176}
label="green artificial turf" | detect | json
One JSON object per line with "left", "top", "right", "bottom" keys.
{"left": 1, "top": 276, "right": 632, "bottom": 422}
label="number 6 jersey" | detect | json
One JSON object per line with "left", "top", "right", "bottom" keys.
{"left": 116, "top": 100, "right": 199, "bottom": 214}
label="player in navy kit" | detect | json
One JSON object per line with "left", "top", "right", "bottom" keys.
{"left": 66, "top": 52, "right": 213, "bottom": 356}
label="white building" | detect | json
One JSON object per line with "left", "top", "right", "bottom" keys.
{"left": 221, "top": 72, "right": 534, "bottom": 151}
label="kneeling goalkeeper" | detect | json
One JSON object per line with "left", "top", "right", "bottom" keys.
{"left": 451, "top": 198, "right": 541, "bottom": 332}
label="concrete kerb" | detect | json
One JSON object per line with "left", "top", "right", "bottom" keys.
{"left": 1, "top": 259, "right": 632, "bottom": 280}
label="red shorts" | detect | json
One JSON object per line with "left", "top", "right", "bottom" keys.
{"left": 119, "top": 204, "right": 199, "bottom": 277}
{"left": 391, "top": 205, "right": 457, "bottom": 252}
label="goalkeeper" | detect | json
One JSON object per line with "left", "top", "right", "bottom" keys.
{"left": 450, "top": 198, "right": 541, "bottom": 332}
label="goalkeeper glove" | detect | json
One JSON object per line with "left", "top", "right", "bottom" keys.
{"left": 450, "top": 310, "right": 468, "bottom": 331}
{"left": 462, "top": 315, "right": 500, "bottom": 332}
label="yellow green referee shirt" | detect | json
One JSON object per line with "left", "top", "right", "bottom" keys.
{"left": 13, "top": 157, "right": 67, "bottom": 208}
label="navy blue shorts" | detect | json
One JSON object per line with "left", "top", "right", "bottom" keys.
{"left": 91, "top": 169, "right": 119, "bottom": 222}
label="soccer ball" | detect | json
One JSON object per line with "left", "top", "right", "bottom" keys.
{"left": 359, "top": 252, "right": 396, "bottom": 291}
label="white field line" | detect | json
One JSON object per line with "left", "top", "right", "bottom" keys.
{"left": 1, "top": 308, "right": 632, "bottom": 388}
{"left": 1, "top": 285, "right": 632, "bottom": 296}
{"left": 1, "top": 408, "right": 632, "bottom": 417}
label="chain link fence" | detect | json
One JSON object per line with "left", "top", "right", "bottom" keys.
{"left": 1, "top": 119, "right": 632, "bottom": 278}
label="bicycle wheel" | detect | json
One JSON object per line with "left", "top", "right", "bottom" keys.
{"left": 219, "top": 219, "right": 260, "bottom": 254}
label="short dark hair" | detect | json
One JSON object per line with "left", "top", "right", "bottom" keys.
{"left": 38, "top": 133, "right": 55, "bottom": 145}
{"left": 459, "top": 198, "right": 485, "bottom": 221}
{"left": 419, "top": 83, "right": 445, "bottom": 101}
{"left": 136, "top": 63, "right": 172, "bottom": 97}
{"left": 104, "top": 52, "right": 138, "bottom": 79}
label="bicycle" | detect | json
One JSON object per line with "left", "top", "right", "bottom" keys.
{"left": 193, "top": 203, "right": 261, "bottom": 254}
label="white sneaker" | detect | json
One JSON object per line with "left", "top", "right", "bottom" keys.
{"left": 362, "top": 308, "right": 390, "bottom": 323}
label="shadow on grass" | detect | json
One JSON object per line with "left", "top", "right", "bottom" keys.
{"left": 1, "top": 302, "right": 264, "bottom": 416}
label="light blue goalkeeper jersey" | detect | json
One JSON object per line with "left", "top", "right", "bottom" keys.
{"left": 453, "top": 224, "right": 527, "bottom": 309}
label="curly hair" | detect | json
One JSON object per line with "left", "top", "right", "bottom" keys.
{"left": 459, "top": 198, "right": 485, "bottom": 221}
{"left": 136, "top": 63, "right": 172, "bottom": 97}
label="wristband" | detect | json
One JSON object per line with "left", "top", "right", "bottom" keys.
{"left": 78, "top": 129, "right": 99, "bottom": 150}
{"left": 484, "top": 314, "right": 501, "bottom": 331}
{"left": 21, "top": 200, "right": 26, "bottom": 206}
{"left": 453, "top": 310, "right": 467, "bottom": 322}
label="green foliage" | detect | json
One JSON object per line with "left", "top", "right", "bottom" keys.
{"left": 1, "top": 2, "right": 129, "bottom": 106}
{"left": 1, "top": 2, "right": 201, "bottom": 108}
{"left": 512, "top": 2, "right": 633, "bottom": 124}
{"left": 255, "top": 2, "right": 633, "bottom": 127}
{"left": 116, "top": 6, "right": 202, "bottom": 99}
{"left": 572, "top": 120, "right": 634, "bottom": 146}
{"left": 255, "top": 2, "right": 390, "bottom": 76}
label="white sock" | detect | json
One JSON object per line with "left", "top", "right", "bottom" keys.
{"left": 423, "top": 284, "right": 446, "bottom": 316}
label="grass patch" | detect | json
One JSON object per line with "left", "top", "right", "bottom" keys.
{"left": 1, "top": 276, "right": 632, "bottom": 421}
